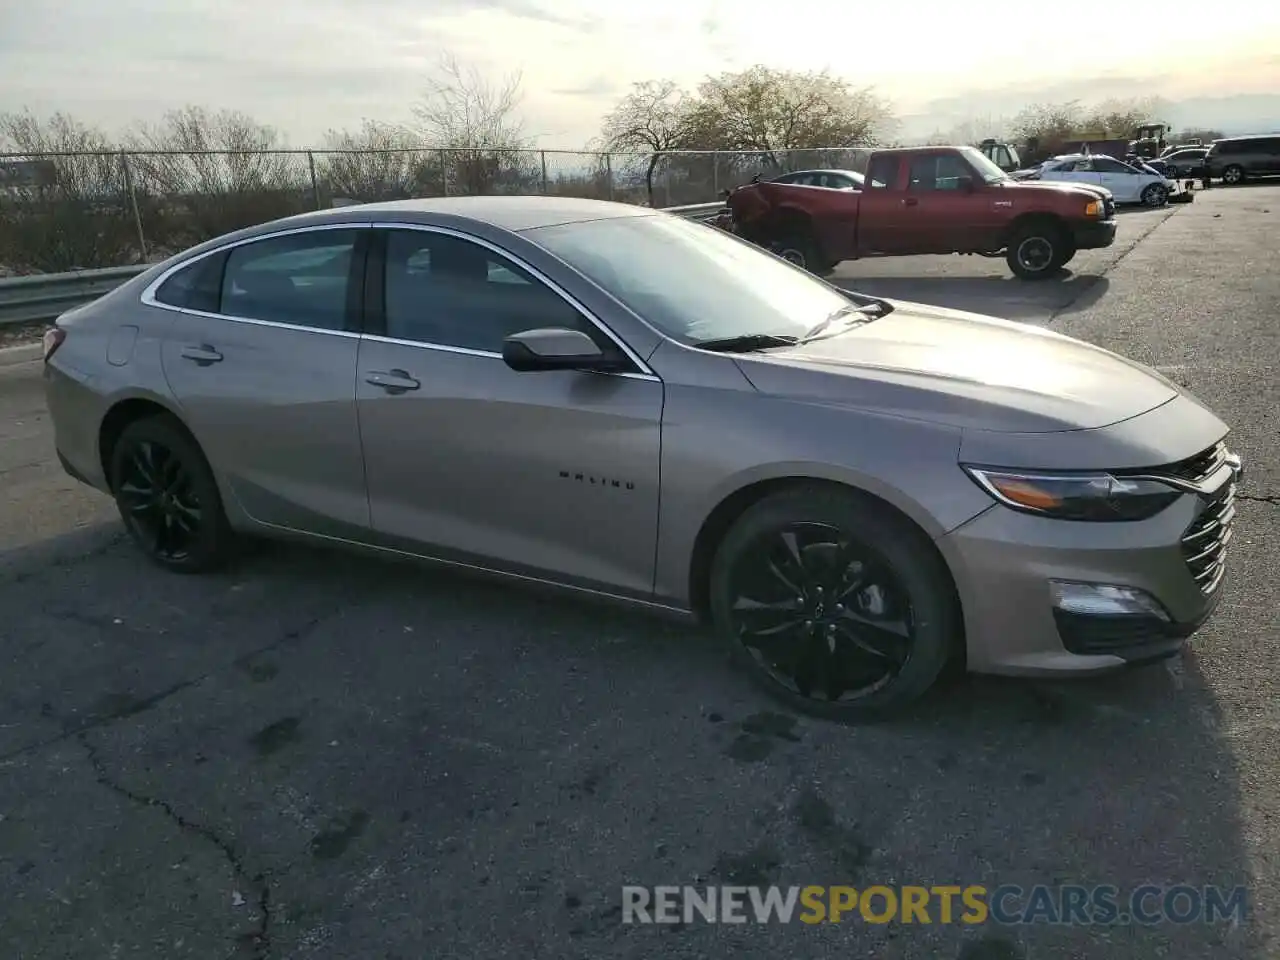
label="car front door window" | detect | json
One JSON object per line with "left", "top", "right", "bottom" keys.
{"left": 382, "top": 230, "right": 598, "bottom": 354}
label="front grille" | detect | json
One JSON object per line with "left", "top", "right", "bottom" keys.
{"left": 1181, "top": 479, "right": 1236, "bottom": 595}
{"left": 1163, "top": 441, "right": 1228, "bottom": 484}
{"left": 1104, "top": 196, "right": 1116, "bottom": 218}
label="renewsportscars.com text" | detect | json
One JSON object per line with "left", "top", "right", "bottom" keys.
{"left": 621, "top": 884, "right": 1248, "bottom": 926}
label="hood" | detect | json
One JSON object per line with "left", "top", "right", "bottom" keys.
{"left": 995, "top": 178, "right": 1113, "bottom": 202}
{"left": 731, "top": 300, "right": 1179, "bottom": 434}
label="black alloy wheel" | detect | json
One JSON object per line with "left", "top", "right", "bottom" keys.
{"left": 709, "top": 487, "right": 959, "bottom": 720}
{"left": 110, "top": 415, "right": 234, "bottom": 572}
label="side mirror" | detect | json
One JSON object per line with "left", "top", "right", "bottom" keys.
{"left": 956, "top": 175, "right": 975, "bottom": 192}
{"left": 502, "top": 327, "right": 625, "bottom": 373}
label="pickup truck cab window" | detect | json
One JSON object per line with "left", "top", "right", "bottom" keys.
{"left": 865, "top": 155, "right": 897, "bottom": 189}
{"left": 908, "top": 153, "right": 972, "bottom": 191}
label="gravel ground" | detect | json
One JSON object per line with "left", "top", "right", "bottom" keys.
{"left": 0, "top": 186, "right": 1276, "bottom": 960}
{"left": 0, "top": 320, "right": 49, "bottom": 351}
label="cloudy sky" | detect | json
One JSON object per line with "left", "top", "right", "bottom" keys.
{"left": 2, "top": 0, "right": 1279, "bottom": 147}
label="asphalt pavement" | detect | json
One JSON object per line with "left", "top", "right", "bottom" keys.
{"left": 0, "top": 188, "right": 1277, "bottom": 960}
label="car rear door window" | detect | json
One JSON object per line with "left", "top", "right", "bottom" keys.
{"left": 1092, "top": 157, "right": 1133, "bottom": 174}
{"left": 381, "top": 229, "right": 596, "bottom": 353}
{"left": 219, "top": 230, "right": 360, "bottom": 331}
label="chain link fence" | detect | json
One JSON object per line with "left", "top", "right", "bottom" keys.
{"left": 0, "top": 146, "right": 872, "bottom": 274}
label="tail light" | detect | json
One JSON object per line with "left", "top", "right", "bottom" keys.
{"left": 42, "top": 326, "right": 66, "bottom": 362}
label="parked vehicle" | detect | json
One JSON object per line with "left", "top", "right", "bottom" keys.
{"left": 766, "top": 169, "right": 865, "bottom": 190}
{"left": 976, "top": 139, "right": 1021, "bottom": 172}
{"left": 1031, "top": 153, "right": 1176, "bottom": 206}
{"left": 724, "top": 145, "right": 1117, "bottom": 280}
{"left": 42, "top": 195, "right": 1243, "bottom": 719}
{"left": 1156, "top": 148, "right": 1209, "bottom": 180}
{"left": 1203, "top": 134, "right": 1280, "bottom": 185}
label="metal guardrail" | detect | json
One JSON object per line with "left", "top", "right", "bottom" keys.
{"left": 0, "top": 201, "right": 729, "bottom": 328}
{"left": 0, "top": 265, "right": 150, "bottom": 327}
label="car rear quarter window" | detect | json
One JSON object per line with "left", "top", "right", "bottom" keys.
{"left": 381, "top": 229, "right": 595, "bottom": 353}
{"left": 218, "top": 230, "right": 359, "bottom": 331}
{"left": 153, "top": 252, "right": 226, "bottom": 313}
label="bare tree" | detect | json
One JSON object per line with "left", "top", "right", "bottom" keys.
{"left": 1082, "top": 97, "right": 1171, "bottom": 138}
{"left": 1009, "top": 100, "right": 1087, "bottom": 156}
{"left": 125, "top": 106, "right": 306, "bottom": 248}
{"left": 682, "top": 66, "right": 894, "bottom": 170}
{"left": 317, "top": 120, "right": 441, "bottom": 203}
{"left": 412, "top": 53, "right": 537, "bottom": 195}
{"left": 922, "top": 114, "right": 1010, "bottom": 146}
{"left": 0, "top": 110, "right": 135, "bottom": 272}
{"left": 600, "top": 80, "right": 694, "bottom": 205}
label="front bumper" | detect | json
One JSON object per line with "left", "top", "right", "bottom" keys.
{"left": 938, "top": 448, "right": 1242, "bottom": 676}
{"left": 1072, "top": 218, "right": 1118, "bottom": 250}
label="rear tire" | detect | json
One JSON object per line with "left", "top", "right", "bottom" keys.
{"left": 1006, "top": 222, "right": 1068, "bottom": 280}
{"left": 708, "top": 486, "right": 961, "bottom": 722}
{"left": 109, "top": 415, "right": 235, "bottom": 574}
{"left": 773, "top": 232, "right": 823, "bottom": 273}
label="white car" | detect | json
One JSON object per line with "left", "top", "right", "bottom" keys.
{"left": 1034, "top": 153, "right": 1176, "bottom": 206}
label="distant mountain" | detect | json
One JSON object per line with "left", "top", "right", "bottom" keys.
{"left": 897, "top": 87, "right": 1280, "bottom": 141}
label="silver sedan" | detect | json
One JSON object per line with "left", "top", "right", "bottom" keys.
{"left": 43, "top": 197, "right": 1242, "bottom": 719}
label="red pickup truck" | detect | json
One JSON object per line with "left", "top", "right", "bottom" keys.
{"left": 723, "top": 145, "right": 1117, "bottom": 280}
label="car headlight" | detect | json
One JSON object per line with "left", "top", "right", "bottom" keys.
{"left": 962, "top": 466, "right": 1181, "bottom": 521}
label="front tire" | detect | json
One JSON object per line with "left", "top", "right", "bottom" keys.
{"left": 708, "top": 486, "right": 961, "bottom": 722}
{"left": 109, "top": 415, "right": 235, "bottom": 573}
{"left": 1006, "top": 222, "right": 1068, "bottom": 280}
{"left": 1141, "top": 183, "right": 1168, "bottom": 207}
{"left": 1221, "top": 165, "right": 1244, "bottom": 185}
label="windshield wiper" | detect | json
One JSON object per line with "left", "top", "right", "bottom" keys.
{"left": 694, "top": 333, "right": 800, "bottom": 353}
{"left": 799, "top": 300, "right": 892, "bottom": 343}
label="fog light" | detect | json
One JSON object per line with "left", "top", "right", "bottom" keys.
{"left": 1049, "top": 580, "right": 1170, "bottom": 620}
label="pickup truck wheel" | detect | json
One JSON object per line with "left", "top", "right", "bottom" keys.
{"left": 1006, "top": 224, "right": 1066, "bottom": 280}
{"left": 774, "top": 234, "right": 821, "bottom": 273}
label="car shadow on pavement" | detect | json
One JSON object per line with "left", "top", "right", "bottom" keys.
{"left": 835, "top": 275, "right": 1111, "bottom": 325}
{"left": 0, "top": 531, "right": 1263, "bottom": 960}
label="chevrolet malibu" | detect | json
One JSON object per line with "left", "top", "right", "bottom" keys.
{"left": 43, "top": 197, "right": 1242, "bottom": 720}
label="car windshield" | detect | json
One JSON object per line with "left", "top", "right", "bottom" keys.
{"left": 959, "top": 146, "right": 1010, "bottom": 183}
{"left": 526, "top": 214, "right": 871, "bottom": 346}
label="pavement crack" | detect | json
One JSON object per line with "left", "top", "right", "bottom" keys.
{"left": 78, "top": 731, "right": 273, "bottom": 959}
{"left": 1238, "top": 493, "right": 1280, "bottom": 506}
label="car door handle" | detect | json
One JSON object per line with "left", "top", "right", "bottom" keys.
{"left": 179, "top": 344, "right": 223, "bottom": 365}
{"left": 365, "top": 369, "right": 420, "bottom": 394}
{"left": 901, "top": 197, "right": 919, "bottom": 207}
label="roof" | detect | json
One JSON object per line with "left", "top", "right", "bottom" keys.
{"left": 776, "top": 169, "right": 864, "bottom": 178}
{"left": 260, "top": 194, "right": 658, "bottom": 234}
